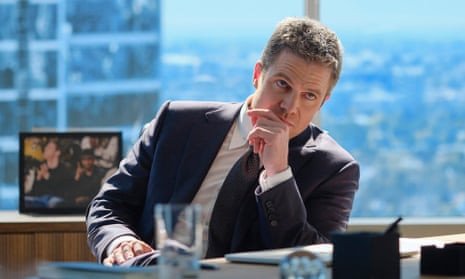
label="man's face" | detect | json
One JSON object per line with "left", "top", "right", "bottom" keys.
{"left": 43, "top": 141, "right": 60, "bottom": 159}
{"left": 250, "top": 50, "right": 332, "bottom": 139}
{"left": 80, "top": 156, "right": 95, "bottom": 170}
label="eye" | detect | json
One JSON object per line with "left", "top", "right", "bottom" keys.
{"left": 275, "top": 79, "right": 289, "bottom": 89}
{"left": 303, "top": 92, "right": 317, "bottom": 101}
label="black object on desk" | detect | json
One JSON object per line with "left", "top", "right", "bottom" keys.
{"left": 200, "top": 262, "right": 220, "bottom": 270}
{"left": 420, "top": 243, "right": 465, "bottom": 276}
{"left": 331, "top": 217, "right": 402, "bottom": 279}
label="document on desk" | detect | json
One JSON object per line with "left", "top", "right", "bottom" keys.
{"left": 225, "top": 244, "right": 334, "bottom": 266}
{"left": 37, "top": 261, "right": 157, "bottom": 279}
{"left": 225, "top": 238, "right": 445, "bottom": 266}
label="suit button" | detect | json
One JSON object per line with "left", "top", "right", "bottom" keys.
{"left": 265, "top": 200, "right": 273, "bottom": 208}
{"left": 268, "top": 214, "right": 276, "bottom": 221}
{"left": 270, "top": 220, "right": 278, "bottom": 227}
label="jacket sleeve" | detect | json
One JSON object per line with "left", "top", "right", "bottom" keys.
{"left": 85, "top": 101, "right": 171, "bottom": 263}
{"left": 256, "top": 158, "right": 360, "bottom": 248}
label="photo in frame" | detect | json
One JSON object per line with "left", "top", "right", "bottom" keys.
{"left": 19, "top": 131, "right": 123, "bottom": 214}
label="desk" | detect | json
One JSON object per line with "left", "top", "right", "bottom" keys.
{"left": 0, "top": 211, "right": 95, "bottom": 279}
{"left": 5, "top": 228, "right": 465, "bottom": 279}
{"left": 199, "top": 233, "right": 465, "bottom": 279}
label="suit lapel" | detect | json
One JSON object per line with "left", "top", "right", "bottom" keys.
{"left": 169, "top": 103, "right": 243, "bottom": 204}
{"left": 288, "top": 125, "right": 320, "bottom": 173}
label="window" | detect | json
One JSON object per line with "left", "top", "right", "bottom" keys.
{"left": 0, "top": 0, "right": 160, "bottom": 209}
{"left": 0, "top": 0, "right": 302, "bottom": 209}
{"left": 3, "top": 0, "right": 462, "bottom": 219}
{"left": 321, "top": 0, "right": 465, "bottom": 217}
{"left": 160, "top": 0, "right": 303, "bottom": 103}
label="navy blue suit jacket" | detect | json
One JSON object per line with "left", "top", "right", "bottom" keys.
{"left": 86, "top": 101, "right": 360, "bottom": 264}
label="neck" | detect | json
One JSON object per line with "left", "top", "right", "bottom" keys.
{"left": 46, "top": 156, "right": 59, "bottom": 169}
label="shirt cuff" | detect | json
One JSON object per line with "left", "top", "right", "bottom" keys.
{"left": 258, "top": 166, "right": 293, "bottom": 193}
{"left": 106, "top": 235, "right": 139, "bottom": 257}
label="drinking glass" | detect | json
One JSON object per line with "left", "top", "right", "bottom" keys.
{"left": 154, "top": 203, "right": 203, "bottom": 279}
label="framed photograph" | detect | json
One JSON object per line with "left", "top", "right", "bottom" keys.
{"left": 19, "top": 131, "right": 123, "bottom": 214}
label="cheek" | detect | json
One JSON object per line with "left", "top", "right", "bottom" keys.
{"left": 261, "top": 86, "right": 284, "bottom": 104}
{"left": 300, "top": 105, "right": 319, "bottom": 122}
{"left": 253, "top": 89, "right": 273, "bottom": 108}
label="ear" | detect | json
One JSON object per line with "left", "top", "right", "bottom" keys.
{"left": 252, "top": 61, "right": 263, "bottom": 88}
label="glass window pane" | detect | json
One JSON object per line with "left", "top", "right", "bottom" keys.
{"left": 30, "top": 100, "right": 58, "bottom": 128}
{"left": 29, "top": 4, "right": 58, "bottom": 40}
{"left": 321, "top": 0, "right": 465, "bottom": 217}
{"left": 30, "top": 51, "right": 58, "bottom": 88}
{"left": 69, "top": 44, "right": 158, "bottom": 83}
{"left": 0, "top": 52, "right": 16, "bottom": 89}
{"left": 0, "top": 102, "right": 17, "bottom": 136}
{"left": 0, "top": 0, "right": 160, "bottom": 209}
{"left": 0, "top": 4, "right": 16, "bottom": 40}
{"left": 67, "top": 93, "right": 158, "bottom": 127}
{"left": 67, "top": 0, "right": 159, "bottom": 33}
{"left": 161, "top": 0, "right": 303, "bottom": 103}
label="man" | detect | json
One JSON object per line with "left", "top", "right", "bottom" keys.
{"left": 86, "top": 17, "right": 360, "bottom": 266}
{"left": 71, "top": 149, "right": 106, "bottom": 207}
{"left": 28, "top": 139, "right": 73, "bottom": 208}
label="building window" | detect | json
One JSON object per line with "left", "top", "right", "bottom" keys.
{"left": 0, "top": 0, "right": 160, "bottom": 209}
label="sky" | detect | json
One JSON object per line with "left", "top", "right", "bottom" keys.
{"left": 161, "top": 0, "right": 303, "bottom": 40}
{"left": 321, "top": 0, "right": 465, "bottom": 35}
{"left": 162, "top": 0, "right": 465, "bottom": 40}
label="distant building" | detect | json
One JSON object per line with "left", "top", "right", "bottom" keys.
{"left": 0, "top": 0, "right": 160, "bottom": 209}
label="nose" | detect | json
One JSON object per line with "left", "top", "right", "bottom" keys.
{"left": 279, "top": 93, "right": 298, "bottom": 117}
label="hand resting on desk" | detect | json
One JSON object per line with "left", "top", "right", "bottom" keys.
{"left": 104, "top": 239, "right": 196, "bottom": 267}
{"left": 104, "top": 239, "right": 154, "bottom": 266}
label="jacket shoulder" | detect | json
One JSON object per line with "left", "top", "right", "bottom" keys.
{"left": 165, "top": 100, "right": 241, "bottom": 114}
{"left": 310, "top": 124, "right": 357, "bottom": 164}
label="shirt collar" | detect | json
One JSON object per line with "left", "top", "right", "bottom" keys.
{"left": 229, "top": 101, "right": 252, "bottom": 150}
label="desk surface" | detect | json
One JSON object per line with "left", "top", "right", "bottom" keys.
{"left": 199, "top": 233, "right": 465, "bottom": 279}
{"left": 0, "top": 210, "right": 86, "bottom": 233}
{"left": 0, "top": 210, "right": 85, "bottom": 223}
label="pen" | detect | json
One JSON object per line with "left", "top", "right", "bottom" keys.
{"left": 384, "top": 216, "right": 402, "bottom": 235}
{"left": 200, "top": 262, "right": 219, "bottom": 270}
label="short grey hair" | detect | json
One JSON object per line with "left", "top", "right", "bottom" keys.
{"left": 261, "top": 17, "right": 343, "bottom": 94}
